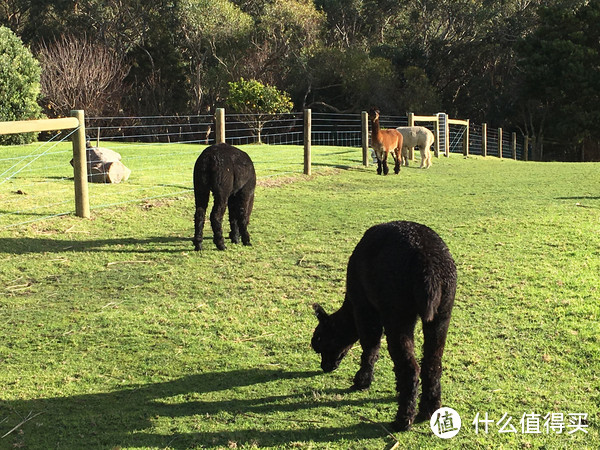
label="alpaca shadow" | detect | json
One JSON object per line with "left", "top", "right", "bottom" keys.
{"left": 555, "top": 196, "right": 600, "bottom": 200}
{"left": 1, "top": 369, "right": 395, "bottom": 448}
{"left": 0, "top": 235, "right": 189, "bottom": 255}
{"left": 312, "top": 162, "right": 355, "bottom": 170}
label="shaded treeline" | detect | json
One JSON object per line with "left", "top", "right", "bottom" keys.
{"left": 1, "top": 0, "right": 599, "bottom": 160}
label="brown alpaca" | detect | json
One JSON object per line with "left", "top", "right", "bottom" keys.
{"left": 368, "top": 108, "right": 403, "bottom": 175}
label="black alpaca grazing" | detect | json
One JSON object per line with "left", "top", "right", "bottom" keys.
{"left": 192, "top": 143, "right": 256, "bottom": 251}
{"left": 311, "top": 221, "right": 457, "bottom": 431}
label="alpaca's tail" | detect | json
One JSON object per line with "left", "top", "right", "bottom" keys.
{"left": 422, "top": 276, "right": 443, "bottom": 323}
{"left": 420, "top": 257, "right": 456, "bottom": 322}
{"left": 193, "top": 156, "right": 214, "bottom": 208}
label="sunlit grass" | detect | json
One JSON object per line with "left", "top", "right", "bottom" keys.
{"left": 0, "top": 152, "right": 598, "bottom": 448}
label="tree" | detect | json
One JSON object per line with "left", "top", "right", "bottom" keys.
{"left": 177, "top": 0, "right": 253, "bottom": 113}
{"left": 249, "top": 0, "right": 325, "bottom": 85}
{"left": 516, "top": 0, "right": 600, "bottom": 160}
{"left": 292, "top": 47, "right": 400, "bottom": 113}
{"left": 226, "top": 78, "right": 293, "bottom": 143}
{"left": 37, "top": 35, "right": 130, "bottom": 117}
{"left": 398, "top": 66, "right": 441, "bottom": 115}
{"left": 0, "top": 25, "right": 42, "bottom": 144}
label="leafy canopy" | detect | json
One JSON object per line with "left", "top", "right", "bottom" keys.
{"left": 0, "top": 25, "right": 43, "bottom": 144}
{"left": 227, "top": 78, "right": 293, "bottom": 115}
{"left": 226, "top": 78, "right": 293, "bottom": 143}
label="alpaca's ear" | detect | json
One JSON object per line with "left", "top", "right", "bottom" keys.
{"left": 312, "top": 303, "right": 328, "bottom": 322}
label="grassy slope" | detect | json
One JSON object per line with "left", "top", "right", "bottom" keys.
{"left": 0, "top": 148, "right": 599, "bottom": 449}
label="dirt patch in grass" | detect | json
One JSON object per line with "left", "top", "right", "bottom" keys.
{"left": 257, "top": 168, "right": 344, "bottom": 188}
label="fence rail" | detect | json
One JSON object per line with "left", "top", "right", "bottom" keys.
{"left": 1, "top": 110, "right": 525, "bottom": 229}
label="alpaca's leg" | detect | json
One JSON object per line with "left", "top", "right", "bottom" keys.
{"left": 210, "top": 191, "right": 228, "bottom": 250}
{"left": 376, "top": 158, "right": 383, "bottom": 175}
{"left": 227, "top": 195, "right": 240, "bottom": 244}
{"left": 401, "top": 147, "right": 409, "bottom": 166}
{"left": 393, "top": 148, "right": 401, "bottom": 174}
{"left": 386, "top": 319, "right": 420, "bottom": 432}
{"left": 227, "top": 188, "right": 253, "bottom": 246}
{"left": 421, "top": 147, "right": 430, "bottom": 169}
{"left": 416, "top": 313, "right": 452, "bottom": 422}
{"left": 192, "top": 188, "right": 209, "bottom": 251}
{"left": 382, "top": 152, "right": 390, "bottom": 175}
{"left": 238, "top": 189, "right": 254, "bottom": 246}
{"left": 350, "top": 295, "right": 383, "bottom": 390}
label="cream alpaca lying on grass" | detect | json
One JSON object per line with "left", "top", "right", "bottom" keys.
{"left": 396, "top": 126, "right": 435, "bottom": 169}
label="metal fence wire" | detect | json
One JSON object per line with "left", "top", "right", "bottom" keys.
{"left": 0, "top": 112, "right": 524, "bottom": 229}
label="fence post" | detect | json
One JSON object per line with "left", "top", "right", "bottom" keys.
{"left": 463, "top": 119, "right": 470, "bottom": 157}
{"left": 433, "top": 116, "right": 440, "bottom": 158}
{"left": 482, "top": 123, "right": 487, "bottom": 157}
{"left": 70, "top": 110, "right": 90, "bottom": 219}
{"left": 512, "top": 132, "right": 517, "bottom": 160}
{"left": 408, "top": 112, "right": 415, "bottom": 160}
{"left": 498, "top": 128, "right": 503, "bottom": 159}
{"left": 444, "top": 116, "right": 448, "bottom": 157}
{"left": 215, "top": 108, "right": 225, "bottom": 144}
{"left": 524, "top": 136, "right": 529, "bottom": 161}
{"left": 361, "top": 111, "right": 369, "bottom": 166}
{"left": 304, "top": 109, "right": 311, "bottom": 175}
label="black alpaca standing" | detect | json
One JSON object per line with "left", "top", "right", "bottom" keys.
{"left": 192, "top": 143, "right": 256, "bottom": 251}
{"left": 311, "top": 221, "right": 457, "bottom": 431}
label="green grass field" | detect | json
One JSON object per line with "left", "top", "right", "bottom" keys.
{"left": 0, "top": 141, "right": 359, "bottom": 229}
{"left": 0, "top": 144, "right": 599, "bottom": 449}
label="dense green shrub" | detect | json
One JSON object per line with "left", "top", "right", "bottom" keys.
{"left": 227, "top": 78, "right": 293, "bottom": 143}
{"left": 0, "top": 26, "right": 43, "bottom": 145}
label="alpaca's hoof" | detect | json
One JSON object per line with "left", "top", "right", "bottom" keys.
{"left": 192, "top": 239, "right": 202, "bottom": 251}
{"left": 416, "top": 401, "right": 440, "bottom": 423}
{"left": 352, "top": 370, "right": 373, "bottom": 390}
{"left": 350, "top": 382, "right": 371, "bottom": 391}
{"left": 391, "top": 417, "right": 413, "bottom": 432}
{"left": 415, "top": 410, "right": 433, "bottom": 423}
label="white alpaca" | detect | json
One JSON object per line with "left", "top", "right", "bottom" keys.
{"left": 396, "top": 126, "right": 435, "bottom": 169}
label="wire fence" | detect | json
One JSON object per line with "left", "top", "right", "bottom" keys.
{"left": 0, "top": 111, "right": 524, "bottom": 229}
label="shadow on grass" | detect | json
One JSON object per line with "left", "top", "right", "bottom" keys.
{"left": 1, "top": 369, "right": 396, "bottom": 448}
{"left": 555, "top": 196, "right": 600, "bottom": 200}
{"left": 0, "top": 235, "right": 191, "bottom": 254}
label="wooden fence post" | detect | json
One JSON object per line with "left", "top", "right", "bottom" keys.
{"left": 498, "top": 128, "right": 503, "bottom": 159}
{"left": 70, "top": 110, "right": 90, "bottom": 219}
{"left": 407, "top": 112, "right": 415, "bottom": 160}
{"left": 215, "top": 108, "right": 225, "bottom": 144}
{"left": 434, "top": 115, "right": 441, "bottom": 158}
{"left": 482, "top": 123, "right": 487, "bottom": 157}
{"left": 304, "top": 109, "right": 311, "bottom": 175}
{"left": 463, "top": 119, "right": 470, "bottom": 156}
{"left": 512, "top": 132, "right": 517, "bottom": 160}
{"left": 361, "top": 111, "right": 369, "bottom": 166}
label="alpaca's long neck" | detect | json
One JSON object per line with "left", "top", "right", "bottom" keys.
{"left": 371, "top": 118, "right": 381, "bottom": 143}
{"left": 331, "top": 298, "right": 359, "bottom": 344}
